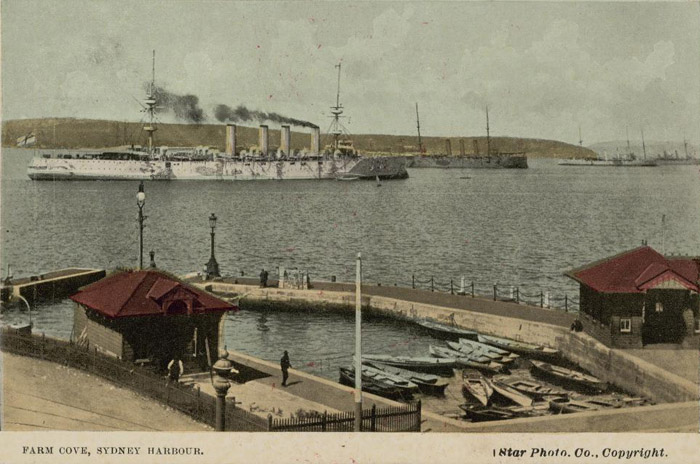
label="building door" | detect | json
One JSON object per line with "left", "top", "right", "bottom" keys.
{"left": 642, "top": 290, "right": 686, "bottom": 345}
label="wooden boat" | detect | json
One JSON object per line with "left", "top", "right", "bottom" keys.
{"left": 360, "top": 365, "right": 421, "bottom": 393}
{"left": 447, "top": 341, "right": 515, "bottom": 365}
{"left": 414, "top": 319, "right": 479, "bottom": 340}
{"left": 363, "top": 361, "right": 449, "bottom": 396}
{"left": 461, "top": 371, "right": 493, "bottom": 406}
{"left": 459, "top": 338, "right": 519, "bottom": 361}
{"left": 493, "top": 377, "right": 568, "bottom": 400}
{"left": 478, "top": 334, "right": 559, "bottom": 358}
{"left": 433, "top": 344, "right": 492, "bottom": 363}
{"left": 429, "top": 345, "right": 505, "bottom": 373}
{"left": 487, "top": 379, "right": 534, "bottom": 407}
{"left": 459, "top": 403, "right": 522, "bottom": 422}
{"left": 530, "top": 360, "right": 606, "bottom": 392}
{"left": 362, "top": 354, "right": 457, "bottom": 375}
{"left": 502, "top": 401, "right": 551, "bottom": 418}
{"left": 338, "top": 367, "right": 407, "bottom": 400}
{"left": 548, "top": 397, "right": 601, "bottom": 414}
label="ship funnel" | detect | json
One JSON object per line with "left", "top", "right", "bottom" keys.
{"left": 280, "top": 125, "right": 291, "bottom": 156}
{"left": 259, "top": 125, "right": 269, "bottom": 156}
{"left": 225, "top": 124, "right": 237, "bottom": 156}
{"left": 310, "top": 127, "right": 321, "bottom": 155}
{"left": 445, "top": 139, "right": 452, "bottom": 156}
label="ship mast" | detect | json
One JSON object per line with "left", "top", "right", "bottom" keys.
{"left": 143, "top": 50, "right": 157, "bottom": 154}
{"left": 578, "top": 126, "right": 583, "bottom": 158}
{"left": 683, "top": 138, "right": 688, "bottom": 159}
{"left": 626, "top": 127, "right": 631, "bottom": 156}
{"left": 329, "top": 63, "right": 344, "bottom": 151}
{"left": 641, "top": 128, "right": 647, "bottom": 159}
{"left": 415, "top": 102, "right": 423, "bottom": 153}
{"left": 486, "top": 106, "right": 491, "bottom": 156}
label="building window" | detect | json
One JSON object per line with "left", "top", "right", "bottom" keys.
{"left": 655, "top": 302, "right": 663, "bottom": 313}
{"left": 620, "top": 318, "right": 631, "bottom": 333}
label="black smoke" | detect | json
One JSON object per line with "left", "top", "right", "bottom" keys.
{"left": 152, "top": 86, "right": 206, "bottom": 123}
{"left": 214, "top": 104, "right": 318, "bottom": 129}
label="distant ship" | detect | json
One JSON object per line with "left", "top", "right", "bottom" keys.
{"left": 27, "top": 55, "right": 407, "bottom": 181}
{"left": 559, "top": 128, "right": 656, "bottom": 167}
{"left": 653, "top": 140, "right": 700, "bottom": 166}
{"left": 406, "top": 106, "right": 528, "bottom": 169}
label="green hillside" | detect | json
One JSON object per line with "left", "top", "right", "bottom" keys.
{"left": 2, "top": 118, "right": 597, "bottom": 159}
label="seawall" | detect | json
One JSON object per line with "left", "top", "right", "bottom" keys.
{"left": 198, "top": 282, "right": 699, "bottom": 404}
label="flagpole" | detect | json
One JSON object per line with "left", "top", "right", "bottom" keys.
{"left": 354, "top": 252, "right": 363, "bottom": 432}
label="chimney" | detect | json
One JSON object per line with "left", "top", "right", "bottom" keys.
{"left": 149, "top": 251, "right": 156, "bottom": 268}
{"left": 280, "top": 125, "right": 291, "bottom": 155}
{"left": 445, "top": 139, "right": 452, "bottom": 156}
{"left": 225, "top": 124, "right": 236, "bottom": 156}
{"left": 259, "top": 125, "right": 269, "bottom": 156}
{"left": 460, "top": 139, "right": 465, "bottom": 156}
{"left": 310, "top": 127, "right": 321, "bottom": 155}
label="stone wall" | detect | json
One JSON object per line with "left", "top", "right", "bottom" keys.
{"left": 201, "top": 283, "right": 699, "bottom": 403}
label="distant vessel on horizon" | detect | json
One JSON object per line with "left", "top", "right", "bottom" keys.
{"left": 27, "top": 55, "right": 407, "bottom": 181}
{"left": 406, "top": 106, "right": 528, "bottom": 169}
{"left": 559, "top": 128, "right": 656, "bottom": 167}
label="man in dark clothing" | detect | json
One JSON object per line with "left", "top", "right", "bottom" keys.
{"left": 280, "top": 351, "right": 291, "bottom": 386}
{"left": 260, "top": 269, "right": 268, "bottom": 288}
{"left": 167, "top": 355, "right": 184, "bottom": 383}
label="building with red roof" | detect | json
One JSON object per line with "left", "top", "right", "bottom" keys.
{"left": 70, "top": 269, "right": 237, "bottom": 370}
{"left": 565, "top": 246, "right": 700, "bottom": 348}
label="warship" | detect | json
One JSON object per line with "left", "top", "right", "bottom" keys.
{"left": 27, "top": 56, "right": 407, "bottom": 181}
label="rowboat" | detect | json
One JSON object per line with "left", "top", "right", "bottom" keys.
{"left": 414, "top": 319, "right": 479, "bottom": 340}
{"left": 530, "top": 360, "right": 606, "bottom": 392}
{"left": 487, "top": 379, "right": 534, "bottom": 407}
{"left": 434, "top": 344, "right": 492, "bottom": 363}
{"left": 493, "top": 377, "right": 568, "bottom": 400}
{"left": 363, "top": 361, "right": 449, "bottom": 396}
{"left": 461, "top": 371, "right": 494, "bottom": 406}
{"left": 360, "top": 365, "right": 421, "bottom": 393}
{"left": 447, "top": 341, "right": 516, "bottom": 365}
{"left": 478, "top": 334, "right": 559, "bottom": 358}
{"left": 459, "top": 403, "right": 522, "bottom": 422}
{"left": 338, "top": 367, "right": 407, "bottom": 400}
{"left": 548, "top": 397, "right": 602, "bottom": 414}
{"left": 459, "top": 338, "right": 519, "bottom": 361}
{"left": 362, "top": 354, "right": 457, "bottom": 375}
{"left": 429, "top": 345, "right": 506, "bottom": 373}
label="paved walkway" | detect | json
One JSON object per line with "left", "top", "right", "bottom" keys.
{"left": 217, "top": 277, "right": 578, "bottom": 328}
{"left": 624, "top": 349, "right": 699, "bottom": 385}
{"left": 1, "top": 352, "right": 211, "bottom": 431}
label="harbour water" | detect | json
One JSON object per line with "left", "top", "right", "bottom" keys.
{"left": 2, "top": 147, "right": 696, "bottom": 416}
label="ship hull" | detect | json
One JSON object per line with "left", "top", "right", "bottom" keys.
{"left": 407, "top": 154, "right": 528, "bottom": 169}
{"left": 28, "top": 156, "right": 408, "bottom": 181}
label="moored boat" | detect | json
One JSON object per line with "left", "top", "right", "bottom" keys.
{"left": 548, "top": 397, "right": 601, "bottom": 414}
{"left": 338, "top": 367, "right": 407, "bottom": 400}
{"left": 461, "top": 371, "right": 494, "bottom": 406}
{"left": 493, "top": 377, "right": 568, "bottom": 400}
{"left": 459, "top": 338, "right": 519, "bottom": 360}
{"left": 487, "top": 379, "right": 534, "bottom": 407}
{"left": 429, "top": 345, "right": 505, "bottom": 373}
{"left": 477, "top": 334, "right": 559, "bottom": 358}
{"left": 448, "top": 340, "right": 516, "bottom": 365}
{"left": 362, "top": 354, "right": 457, "bottom": 375}
{"left": 359, "top": 365, "right": 420, "bottom": 394}
{"left": 363, "top": 361, "right": 449, "bottom": 396}
{"left": 413, "top": 319, "right": 479, "bottom": 340}
{"left": 530, "top": 360, "right": 606, "bottom": 392}
{"left": 458, "top": 403, "right": 524, "bottom": 422}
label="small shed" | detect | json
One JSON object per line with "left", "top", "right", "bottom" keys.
{"left": 565, "top": 246, "right": 700, "bottom": 348}
{"left": 70, "top": 269, "right": 237, "bottom": 370}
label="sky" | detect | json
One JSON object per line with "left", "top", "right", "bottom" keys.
{"left": 2, "top": 1, "right": 699, "bottom": 145}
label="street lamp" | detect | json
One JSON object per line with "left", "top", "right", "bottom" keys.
{"left": 206, "top": 213, "right": 221, "bottom": 279}
{"left": 137, "top": 182, "right": 146, "bottom": 269}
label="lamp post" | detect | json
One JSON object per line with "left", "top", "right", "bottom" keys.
{"left": 136, "top": 182, "right": 146, "bottom": 269}
{"left": 206, "top": 213, "right": 221, "bottom": 279}
{"left": 211, "top": 350, "right": 234, "bottom": 431}
{"left": 354, "top": 252, "right": 362, "bottom": 432}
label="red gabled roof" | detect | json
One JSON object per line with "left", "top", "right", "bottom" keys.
{"left": 565, "top": 246, "right": 700, "bottom": 293}
{"left": 70, "top": 269, "right": 236, "bottom": 318}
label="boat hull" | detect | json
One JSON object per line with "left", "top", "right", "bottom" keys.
{"left": 407, "top": 154, "right": 528, "bottom": 169}
{"left": 27, "top": 155, "right": 408, "bottom": 181}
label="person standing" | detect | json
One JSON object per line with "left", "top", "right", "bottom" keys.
{"left": 167, "top": 355, "right": 184, "bottom": 383}
{"left": 280, "top": 350, "right": 291, "bottom": 387}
